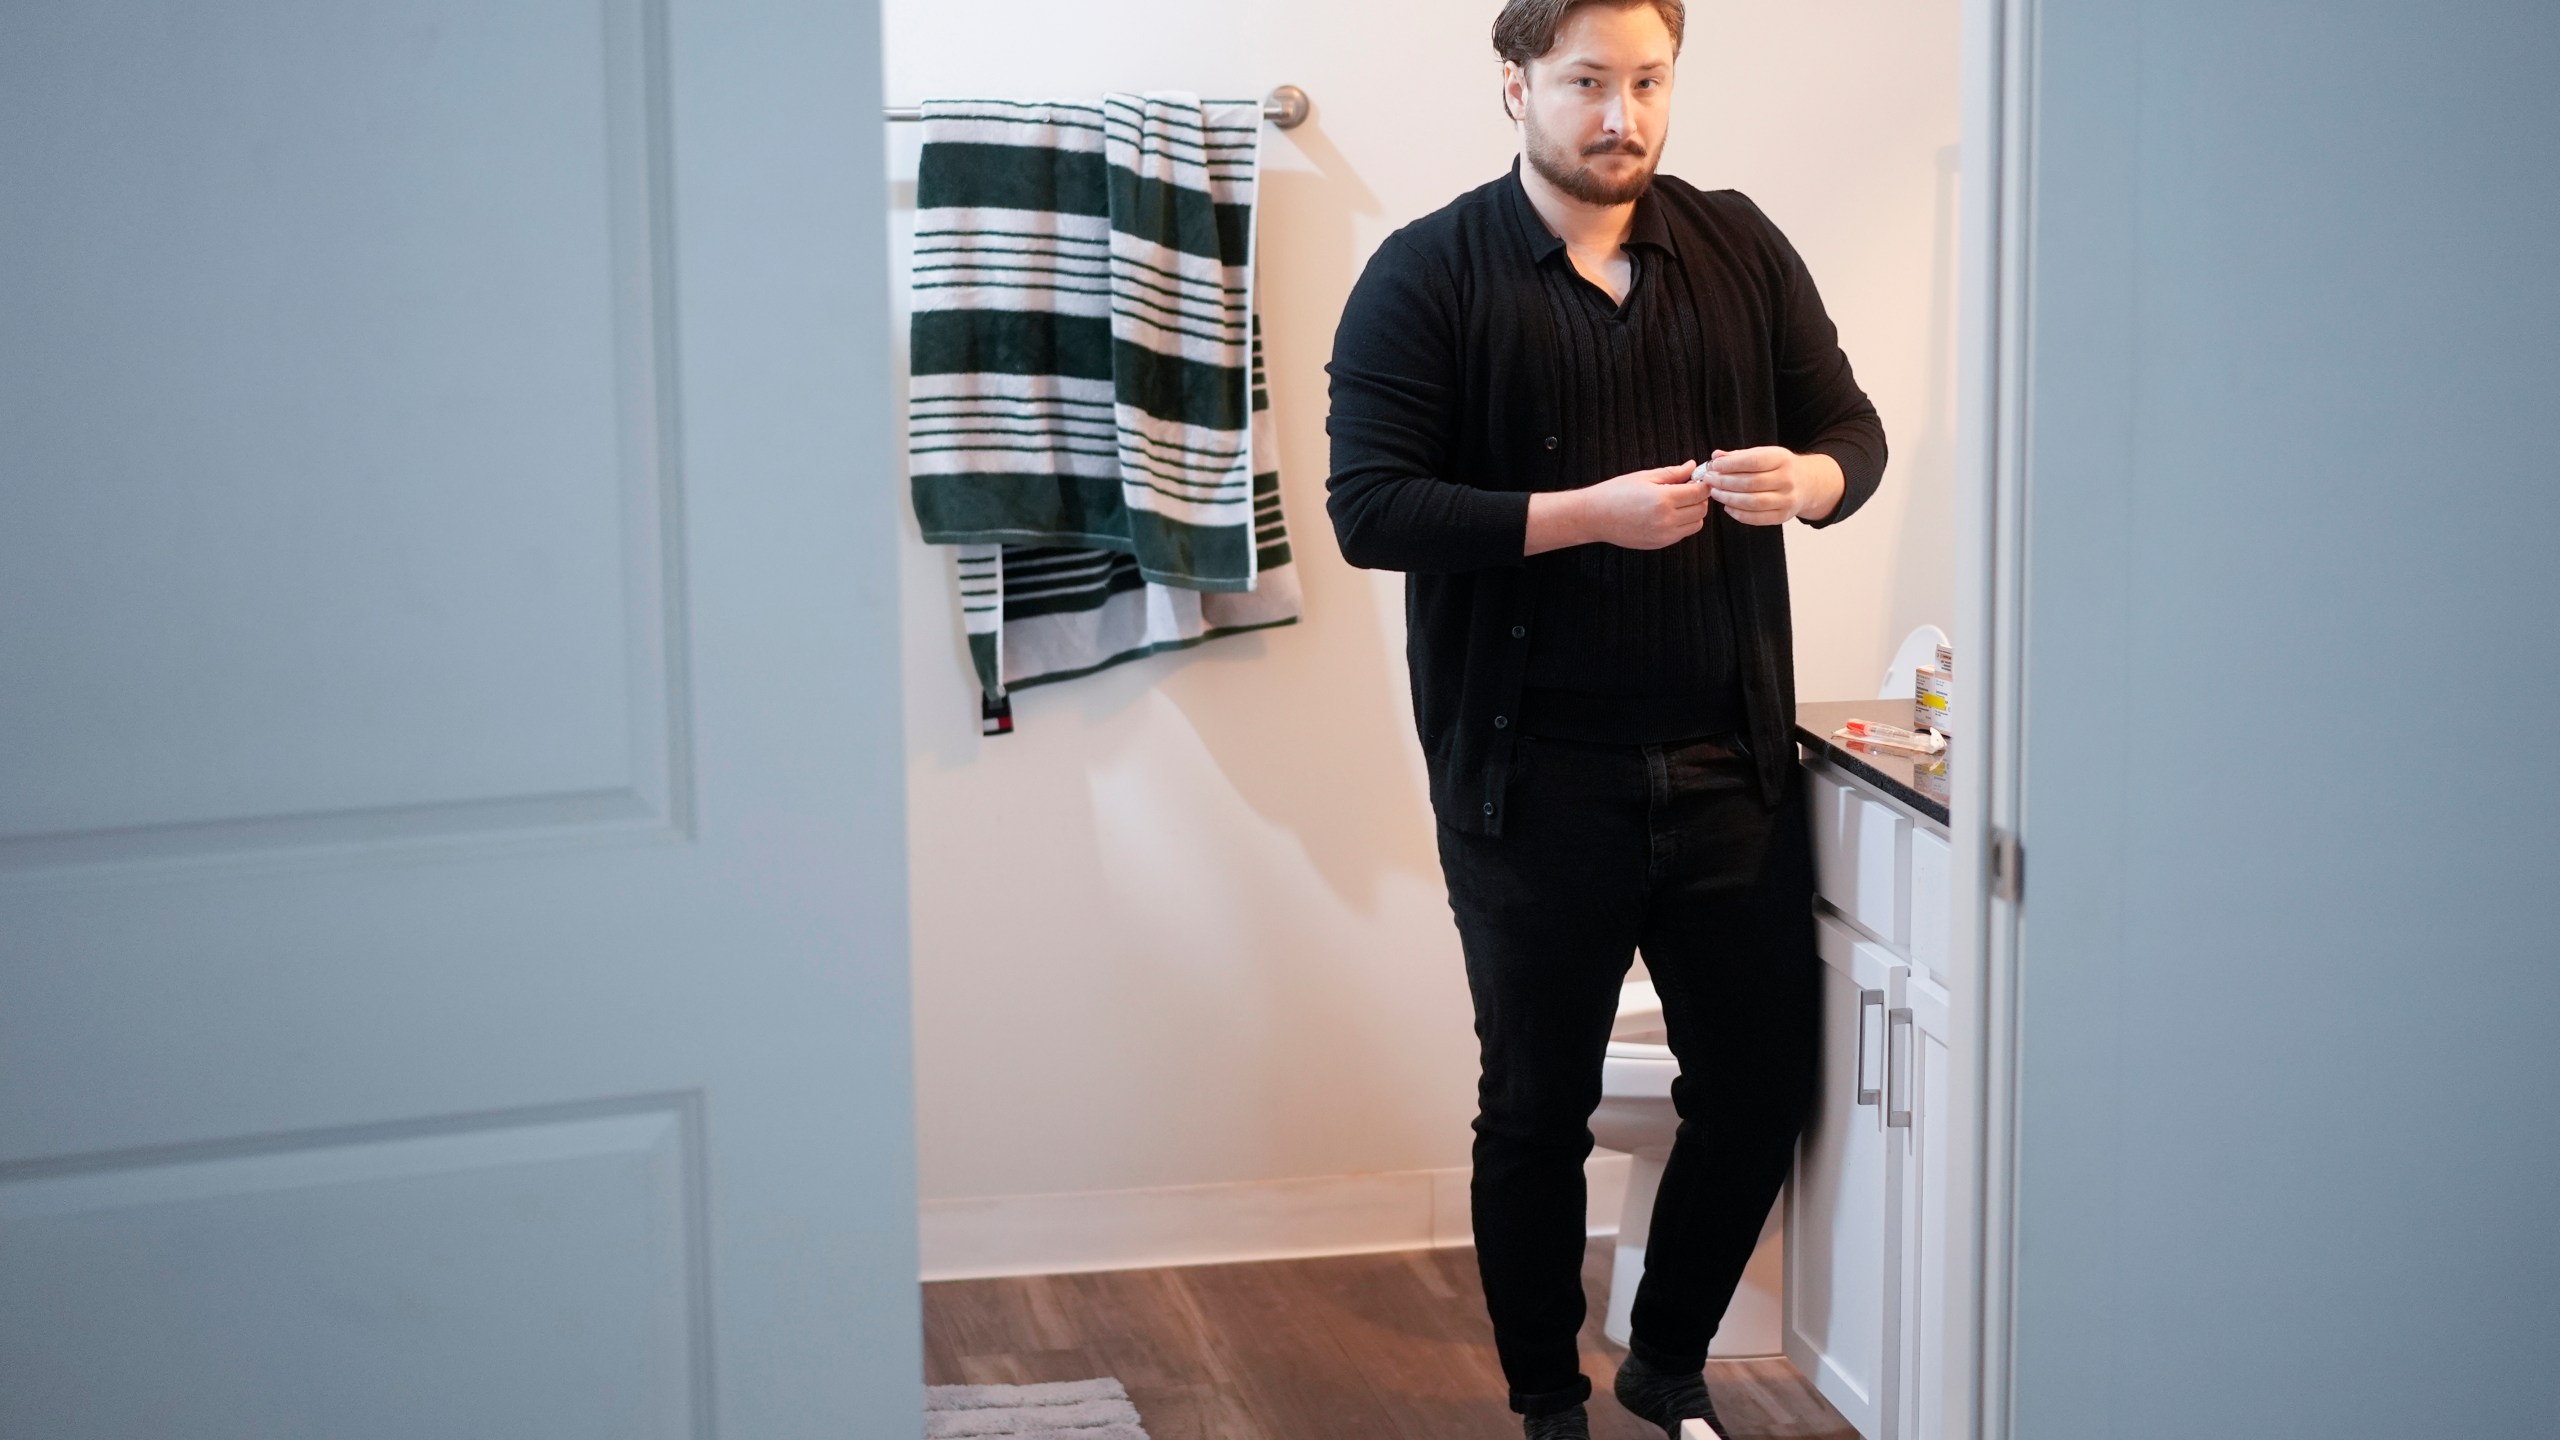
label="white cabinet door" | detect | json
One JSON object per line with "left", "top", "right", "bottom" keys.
{"left": 1788, "top": 914, "right": 1901, "bottom": 1438}
{"left": 0, "top": 4, "right": 915, "bottom": 1436}
{"left": 1891, "top": 968, "right": 1956, "bottom": 1440}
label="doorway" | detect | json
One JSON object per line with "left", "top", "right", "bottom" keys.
{"left": 883, "top": 0, "right": 2005, "bottom": 1436}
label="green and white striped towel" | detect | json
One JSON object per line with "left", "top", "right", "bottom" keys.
{"left": 909, "top": 94, "right": 1300, "bottom": 725}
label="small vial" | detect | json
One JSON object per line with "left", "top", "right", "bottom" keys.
{"left": 1914, "top": 664, "right": 1950, "bottom": 736}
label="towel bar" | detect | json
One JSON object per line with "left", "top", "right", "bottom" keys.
{"left": 885, "top": 84, "right": 1310, "bottom": 129}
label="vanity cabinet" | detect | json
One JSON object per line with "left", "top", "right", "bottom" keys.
{"left": 1788, "top": 753, "right": 1955, "bottom": 1440}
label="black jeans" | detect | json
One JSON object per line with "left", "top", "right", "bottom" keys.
{"left": 1435, "top": 733, "right": 1818, "bottom": 1417}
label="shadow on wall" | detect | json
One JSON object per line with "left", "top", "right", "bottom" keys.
{"left": 893, "top": 113, "right": 1441, "bottom": 916}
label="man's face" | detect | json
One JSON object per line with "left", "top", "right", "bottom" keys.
{"left": 1509, "top": 2, "right": 1677, "bottom": 207}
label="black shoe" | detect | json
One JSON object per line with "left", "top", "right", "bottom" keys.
{"left": 1523, "top": 1402, "right": 1591, "bottom": 1439}
{"left": 1611, "top": 1351, "right": 1724, "bottom": 1439}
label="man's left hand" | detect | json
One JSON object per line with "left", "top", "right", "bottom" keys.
{"left": 1700, "top": 447, "right": 1845, "bottom": 525}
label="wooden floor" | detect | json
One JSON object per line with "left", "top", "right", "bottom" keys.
{"left": 922, "top": 1237, "right": 1857, "bottom": 1440}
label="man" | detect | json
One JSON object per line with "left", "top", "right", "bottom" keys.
{"left": 1324, "top": 2, "right": 1886, "bottom": 1436}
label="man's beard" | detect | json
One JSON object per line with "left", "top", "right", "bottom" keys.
{"left": 1522, "top": 107, "right": 1661, "bottom": 206}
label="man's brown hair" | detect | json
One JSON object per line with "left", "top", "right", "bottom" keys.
{"left": 1489, "top": 0, "right": 1687, "bottom": 70}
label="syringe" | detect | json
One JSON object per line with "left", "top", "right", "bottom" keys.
{"left": 1833, "top": 718, "right": 1948, "bottom": 755}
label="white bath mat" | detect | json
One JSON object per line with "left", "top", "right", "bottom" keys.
{"left": 924, "top": 1377, "right": 1151, "bottom": 1439}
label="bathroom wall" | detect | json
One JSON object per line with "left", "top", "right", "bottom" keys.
{"left": 886, "top": 0, "right": 1960, "bottom": 1264}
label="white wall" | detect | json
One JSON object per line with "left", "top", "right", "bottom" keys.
{"left": 886, "top": 0, "right": 1960, "bottom": 1234}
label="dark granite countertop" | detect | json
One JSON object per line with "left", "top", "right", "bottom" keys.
{"left": 1796, "top": 699, "right": 1951, "bottom": 828}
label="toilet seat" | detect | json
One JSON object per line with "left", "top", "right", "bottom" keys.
{"left": 1603, "top": 979, "right": 1678, "bottom": 1099}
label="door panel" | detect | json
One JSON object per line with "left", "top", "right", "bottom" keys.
{"left": 1, "top": 1102, "right": 700, "bottom": 1440}
{"left": 2007, "top": 3, "right": 2560, "bottom": 1434}
{"left": 0, "top": 0, "right": 683, "bottom": 862}
{"left": 0, "top": 2, "right": 915, "bottom": 1435}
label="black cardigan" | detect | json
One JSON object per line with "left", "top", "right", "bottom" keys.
{"left": 1324, "top": 164, "right": 1886, "bottom": 834}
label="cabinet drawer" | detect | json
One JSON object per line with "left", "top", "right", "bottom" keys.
{"left": 1807, "top": 767, "right": 1910, "bottom": 951}
{"left": 1909, "top": 827, "right": 1952, "bottom": 983}
{"left": 1816, "top": 909, "right": 1901, "bottom": 993}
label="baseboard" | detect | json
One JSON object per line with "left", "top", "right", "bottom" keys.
{"left": 922, "top": 1153, "right": 1633, "bottom": 1281}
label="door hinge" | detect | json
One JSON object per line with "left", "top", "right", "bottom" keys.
{"left": 1990, "top": 827, "right": 2025, "bottom": 903}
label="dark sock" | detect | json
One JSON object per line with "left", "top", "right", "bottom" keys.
{"left": 1522, "top": 1402, "right": 1591, "bottom": 1440}
{"left": 1612, "top": 1351, "right": 1723, "bottom": 1438}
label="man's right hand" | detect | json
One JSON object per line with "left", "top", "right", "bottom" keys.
{"left": 1524, "top": 461, "right": 1707, "bottom": 555}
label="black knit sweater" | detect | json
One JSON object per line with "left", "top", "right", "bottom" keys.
{"left": 1324, "top": 163, "right": 1886, "bottom": 833}
{"left": 1519, "top": 238, "right": 1741, "bottom": 744}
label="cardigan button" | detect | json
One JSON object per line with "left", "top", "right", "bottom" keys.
{"left": 1483, "top": 802, "right": 1497, "bottom": 817}
{"left": 1510, "top": 625, "right": 1526, "bottom": 639}
{"left": 1543, "top": 435, "right": 1558, "bottom": 450}
{"left": 1493, "top": 715, "right": 1509, "bottom": 729}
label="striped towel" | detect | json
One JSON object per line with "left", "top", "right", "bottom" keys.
{"left": 909, "top": 94, "right": 1300, "bottom": 727}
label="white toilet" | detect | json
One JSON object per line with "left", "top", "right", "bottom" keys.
{"left": 1590, "top": 977, "right": 1786, "bottom": 1357}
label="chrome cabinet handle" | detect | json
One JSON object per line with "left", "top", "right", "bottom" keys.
{"left": 1886, "top": 1007, "right": 1916, "bottom": 1129}
{"left": 1856, "top": 989, "right": 1885, "bottom": 1106}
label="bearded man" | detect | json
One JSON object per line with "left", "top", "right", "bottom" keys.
{"left": 1323, "top": 2, "right": 1887, "bottom": 1435}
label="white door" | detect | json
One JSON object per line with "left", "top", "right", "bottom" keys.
{"left": 1787, "top": 913, "right": 1899, "bottom": 1438}
{"left": 0, "top": 3, "right": 917, "bottom": 1437}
